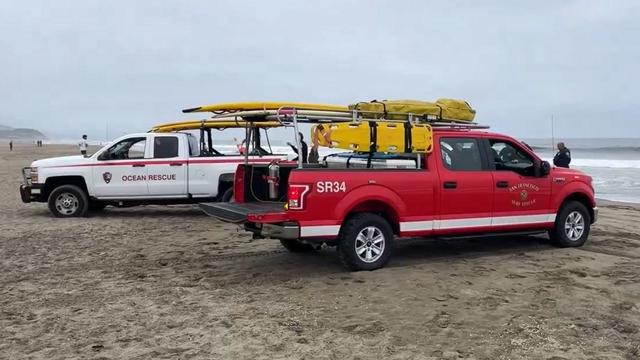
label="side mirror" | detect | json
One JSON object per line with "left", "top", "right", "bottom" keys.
{"left": 539, "top": 161, "right": 551, "bottom": 177}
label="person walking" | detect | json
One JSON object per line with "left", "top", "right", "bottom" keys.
{"left": 9, "top": 140, "right": 13, "bottom": 151}
{"left": 79, "top": 135, "right": 88, "bottom": 157}
{"left": 287, "top": 132, "right": 308, "bottom": 163}
{"left": 553, "top": 142, "right": 571, "bottom": 168}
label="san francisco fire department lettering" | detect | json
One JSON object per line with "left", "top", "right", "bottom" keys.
{"left": 316, "top": 181, "right": 346, "bottom": 193}
{"left": 509, "top": 183, "right": 540, "bottom": 207}
{"left": 121, "top": 174, "right": 176, "bottom": 182}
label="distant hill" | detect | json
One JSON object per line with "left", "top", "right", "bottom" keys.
{"left": 0, "top": 125, "right": 46, "bottom": 140}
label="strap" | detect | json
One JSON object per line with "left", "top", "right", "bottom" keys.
{"left": 370, "top": 100, "right": 387, "bottom": 119}
{"left": 403, "top": 122, "right": 412, "bottom": 153}
{"left": 367, "top": 121, "right": 377, "bottom": 168}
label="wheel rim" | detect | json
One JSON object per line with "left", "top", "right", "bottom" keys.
{"left": 564, "top": 210, "right": 585, "bottom": 241}
{"left": 355, "top": 226, "right": 385, "bottom": 263}
{"left": 55, "top": 192, "right": 79, "bottom": 215}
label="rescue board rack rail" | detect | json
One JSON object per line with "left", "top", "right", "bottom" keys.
{"left": 211, "top": 107, "right": 489, "bottom": 169}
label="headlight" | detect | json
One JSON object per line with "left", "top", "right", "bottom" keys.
{"left": 30, "top": 167, "right": 38, "bottom": 184}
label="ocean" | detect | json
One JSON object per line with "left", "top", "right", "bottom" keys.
{"left": 523, "top": 138, "right": 640, "bottom": 204}
{"left": 44, "top": 137, "right": 640, "bottom": 204}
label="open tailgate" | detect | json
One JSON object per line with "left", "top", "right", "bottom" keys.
{"left": 199, "top": 202, "right": 286, "bottom": 223}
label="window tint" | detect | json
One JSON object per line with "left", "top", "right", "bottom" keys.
{"left": 490, "top": 139, "right": 535, "bottom": 176}
{"left": 99, "top": 137, "right": 146, "bottom": 160}
{"left": 154, "top": 136, "right": 179, "bottom": 158}
{"left": 187, "top": 134, "right": 200, "bottom": 157}
{"left": 440, "top": 138, "right": 483, "bottom": 171}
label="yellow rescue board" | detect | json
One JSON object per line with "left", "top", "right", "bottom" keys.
{"left": 183, "top": 101, "right": 349, "bottom": 114}
{"left": 315, "top": 122, "right": 433, "bottom": 153}
{"left": 150, "top": 119, "right": 282, "bottom": 133}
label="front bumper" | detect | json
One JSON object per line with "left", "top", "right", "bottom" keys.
{"left": 245, "top": 221, "right": 300, "bottom": 240}
{"left": 592, "top": 207, "right": 598, "bottom": 224}
{"left": 20, "top": 184, "right": 45, "bottom": 203}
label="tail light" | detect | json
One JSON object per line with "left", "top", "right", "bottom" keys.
{"left": 233, "top": 165, "right": 245, "bottom": 202}
{"left": 287, "top": 184, "right": 309, "bottom": 210}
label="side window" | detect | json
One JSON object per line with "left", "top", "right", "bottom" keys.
{"left": 490, "top": 139, "right": 535, "bottom": 176}
{"left": 98, "top": 137, "right": 146, "bottom": 160}
{"left": 187, "top": 134, "right": 200, "bottom": 157}
{"left": 153, "top": 136, "right": 179, "bottom": 159}
{"left": 439, "top": 138, "right": 483, "bottom": 171}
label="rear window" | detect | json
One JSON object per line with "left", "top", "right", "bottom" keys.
{"left": 153, "top": 136, "right": 179, "bottom": 158}
{"left": 440, "top": 138, "right": 483, "bottom": 171}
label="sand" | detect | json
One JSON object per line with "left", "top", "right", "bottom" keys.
{"left": 1, "top": 143, "right": 639, "bottom": 360}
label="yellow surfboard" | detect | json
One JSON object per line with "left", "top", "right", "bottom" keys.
{"left": 150, "top": 119, "right": 282, "bottom": 133}
{"left": 315, "top": 122, "right": 433, "bottom": 153}
{"left": 182, "top": 101, "right": 349, "bottom": 114}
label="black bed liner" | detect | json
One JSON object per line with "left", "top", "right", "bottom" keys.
{"left": 199, "top": 202, "right": 285, "bottom": 223}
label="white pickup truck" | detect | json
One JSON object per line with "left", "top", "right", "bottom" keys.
{"left": 20, "top": 123, "right": 285, "bottom": 217}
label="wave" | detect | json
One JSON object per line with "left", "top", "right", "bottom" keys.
{"left": 539, "top": 157, "right": 640, "bottom": 169}
{"left": 533, "top": 146, "right": 640, "bottom": 152}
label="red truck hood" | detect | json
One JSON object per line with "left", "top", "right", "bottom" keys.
{"left": 550, "top": 166, "right": 592, "bottom": 183}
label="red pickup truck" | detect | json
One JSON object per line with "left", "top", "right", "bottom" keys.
{"left": 201, "top": 128, "right": 597, "bottom": 271}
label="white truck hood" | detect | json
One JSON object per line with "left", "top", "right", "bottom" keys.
{"left": 32, "top": 155, "right": 92, "bottom": 168}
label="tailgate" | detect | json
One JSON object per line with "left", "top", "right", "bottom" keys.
{"left": 199, "top": 202, "right": 286, "bottom": 223}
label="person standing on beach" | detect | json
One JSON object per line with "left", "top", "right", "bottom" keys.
{"left": 553, "top": 142, "right": 571, "bottom": 168}
{"left": 287, "top": 132, "right": 308, "bottom": 163}
{"left": 9, "top": 141, "right": 13, "bottom": 151}
{"left": 79, "top": 135, "right": 88, "bottom": 157}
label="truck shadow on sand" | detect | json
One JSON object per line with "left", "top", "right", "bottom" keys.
{"left": 24, "top": 205, "right": 207, "bottom": 219}
{"left": 154, "top": 234, "right": 556, "bottom": 287}
{"left": 389, "top": 234, "right": 554, "bottom": 267}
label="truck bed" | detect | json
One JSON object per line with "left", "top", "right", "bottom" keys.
{"left": 199, "top": 202, "right": 285, "bottom": 223}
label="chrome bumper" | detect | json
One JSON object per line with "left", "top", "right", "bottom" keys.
{"left": 246, "top": 222, "right": 300, "bottom": 240}
{"left": 592, "top": 207, "right": 598, "bottom": 224}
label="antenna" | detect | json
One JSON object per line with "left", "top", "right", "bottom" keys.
{"left": 551, "top": 114, "right": 555, "bottom": 153}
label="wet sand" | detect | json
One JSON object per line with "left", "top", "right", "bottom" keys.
{"left": 1, "top": 143, "right": 639, "bottom": 359}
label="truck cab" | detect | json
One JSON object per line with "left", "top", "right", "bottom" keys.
{"left": 202, "top": 128, "right": 597, "bottom": 271}
{"left": 20, "top": 121, "right": 285, "bottom": 217}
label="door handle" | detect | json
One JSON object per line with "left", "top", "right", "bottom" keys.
{"left": 496, "top": 181, "right": 509, "bottom": 188}
{"left": 169, "top": 163, "right": 183, "bottom": 167}
{"left": 132, "top": 164, "right": 146, "bottom": 168}
{"left": 443, "top": 181, "right": 457, "bottom": 189}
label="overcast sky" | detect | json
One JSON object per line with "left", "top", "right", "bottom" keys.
{"left": 1, "top": 0, "right": 639, "bottom": 140}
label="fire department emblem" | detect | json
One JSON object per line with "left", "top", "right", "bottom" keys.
{"left": 520, "top": 190, "right": 528, "bottom": 201}
{"left": 103, "top": 172, "right": 112, "bottom": 184}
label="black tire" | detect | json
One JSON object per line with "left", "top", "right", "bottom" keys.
{"left": 279, "top": 239, "right": 316, "bottom": 253}
{"left": 47, "top": 185, "right": 89, "bottom": 218}
{"left": 338, "top": 213, "right": 394, "bottom": 271}
{"left": 220, "top": 188, "right": 234, "bottom": 202}
{"left": 549, "top": 201, "right": 591, "bottom": 247}
{"left": 89, "top": 201, "right": 107, "bottom": 212}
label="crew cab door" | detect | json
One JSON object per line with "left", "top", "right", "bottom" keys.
{"left": 92, "top": 136, "right": 150, "bottom": 198}
{"left": 147, "top": 134, "right": 188, "bottom": 197}
{"left": 485, "top": 138, "right": 552, "bottom": 228}
{"left": 436, "top": 136, "right": 494, "bottom": 233}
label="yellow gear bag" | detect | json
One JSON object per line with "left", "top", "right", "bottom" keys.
{"left": 349, "top": 98, "right": 475, "bottom": 122}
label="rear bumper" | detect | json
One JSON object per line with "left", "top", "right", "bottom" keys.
{"left": 245, "top": 221, "right": 300, "bottom": 240}
{"left": 199, "top": 201, "right": 287, "bottom": 223}
{"left": 20, "top": 184, "right": 45, "bottom": 203}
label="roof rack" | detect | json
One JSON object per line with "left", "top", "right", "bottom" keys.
{"left": 207, "top": 108, "right": 489, "bottom": 129}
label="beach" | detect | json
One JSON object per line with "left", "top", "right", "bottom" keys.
{"left": 1, "top": 143, "right": 639, "bottom": 359}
